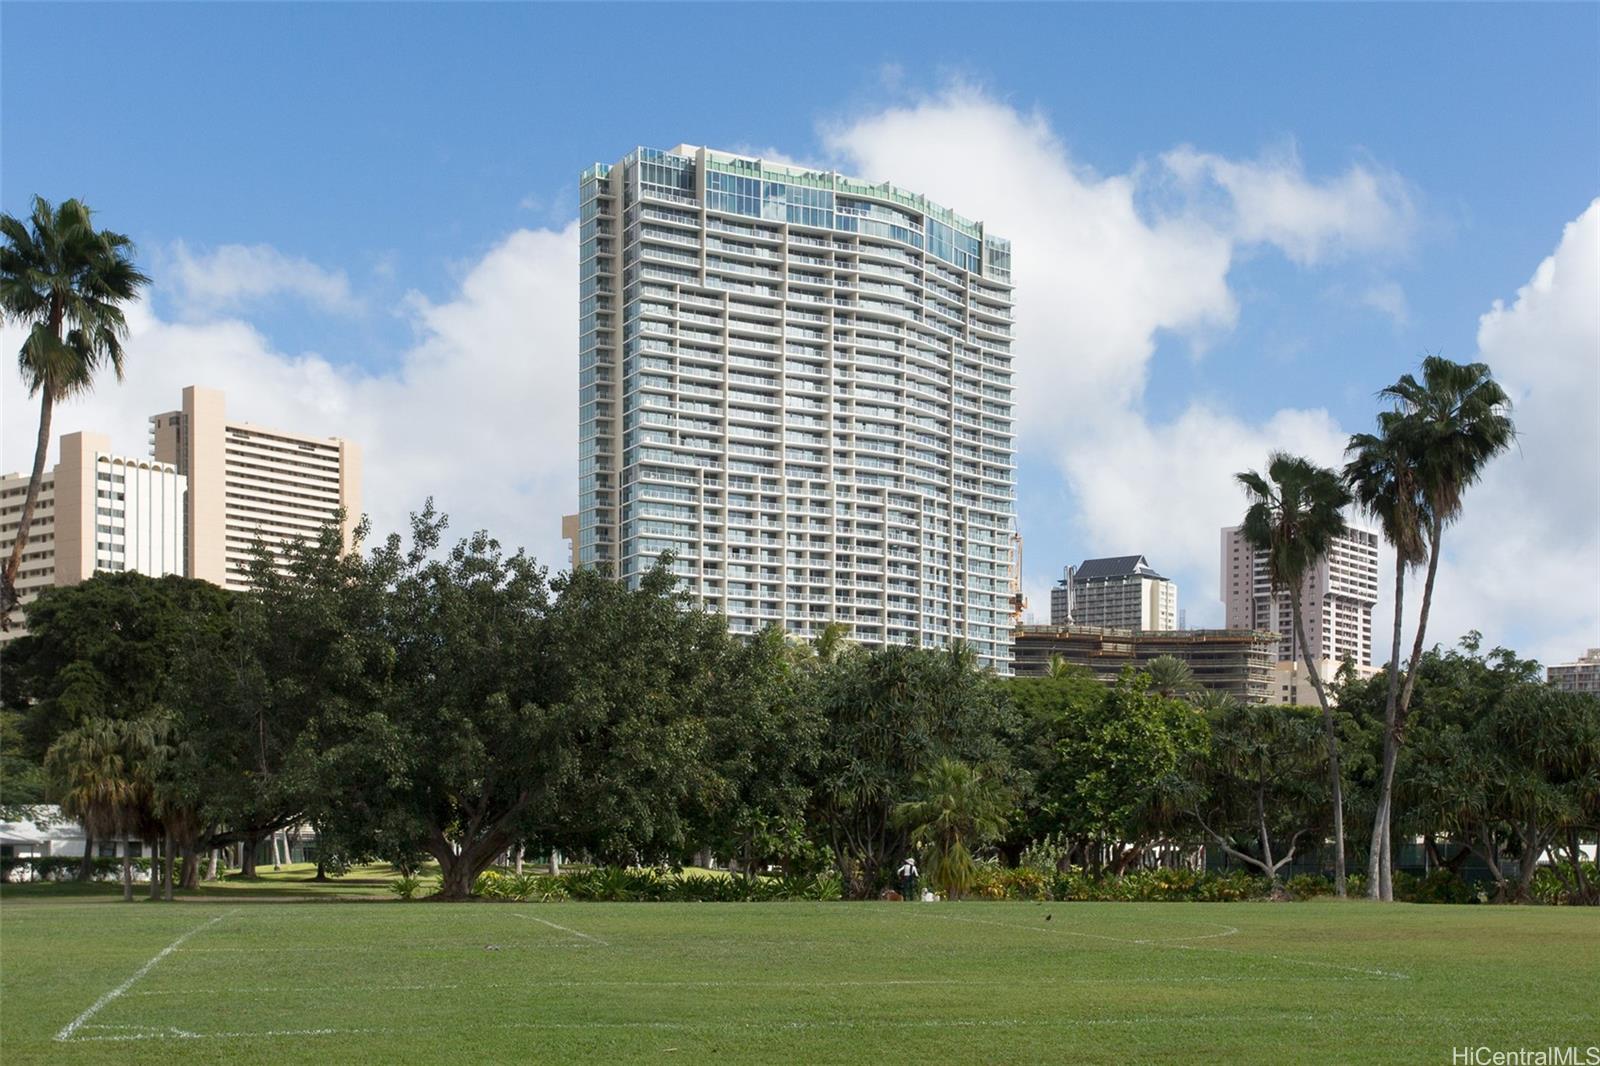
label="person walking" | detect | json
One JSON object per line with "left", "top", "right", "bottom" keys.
{"left": 897, "top": 856, "right": 919, "bottom": 901}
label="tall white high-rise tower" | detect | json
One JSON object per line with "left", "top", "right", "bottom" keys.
{"left": 577, "top": 145, "right": 1017, "bottom": 671}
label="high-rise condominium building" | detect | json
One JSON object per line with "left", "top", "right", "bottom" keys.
{"left": 1050, "top": 554, "right": 1178, "bottom": 630}
{"left": 577, "top": 145, "right": 1017, "bottom": 671}
{"left": 1548, "top": 649, "right": 1600, "bottom": 695}
{"left": 151, "top": 386, "right": 362, "bottom": 592}
{"left": 2, "top": 431, "right": 186, "bottom": 633}
{"left": 1220, "top": 523, "right": 1380, "bottom": 666}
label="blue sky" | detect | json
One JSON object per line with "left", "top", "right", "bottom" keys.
{"left": 3, "top": 3, "right": 1597, "bottom": 662}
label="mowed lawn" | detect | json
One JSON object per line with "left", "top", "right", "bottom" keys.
{"left": 2, "top": 896, "right": 1595, "bottom": 1064}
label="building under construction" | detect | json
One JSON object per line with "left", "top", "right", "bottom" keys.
{"left": 1011, "top": 624, "right": 1279, "bottom": 703}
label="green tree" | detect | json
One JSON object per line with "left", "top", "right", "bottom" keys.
{"left": 1188, "top": 701, "right": 1329, "bottom": 888}
{"left": 0, "top": 709, "right": 47, "bottom": 816}
{"left": 1046, "top": 671, "right": 1209, "bottom": 874}
{"left": 806, "top": 644, "right": 1013, "bottom": 898}
{"left": 1369, "top": 356, "right": 1514, "bottom": 900}
{"left": 1004, "top": 667, "right": 1109, "bottom": 862}
{"left": 694, "top": 627, "right": 823, "bottom": 877}
{"left": 306, "top": 511, "right": 764, "bottom": 898}
{"left": 0, "top": 197, "right": 149, "bottom": 623}
{"left": 1236, "top": 452, "right": 1354, "bottom": 896}
{"left": 1402, "top": 638, "right": 1597, "bottom": 903}
{"left": 893, "top": 757, "right": 1010, "bottom": 899}
{"left": 3, "top": 572, "right": 232, "bottom": 881}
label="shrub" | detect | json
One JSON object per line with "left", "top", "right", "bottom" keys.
{"left": 1041, "top": 866, "right": 1266, "bottom": 903}
{"left": 1018, "top": 834, "right": 1073, "bottom": 875}
{"left": 807, "top": 871, "right": 843, "bottom": 902}
{"left": 388, "top": 874, "right": 422, "bottom": 901}
{"left": 1004, "top": 868, "right": 1051, "bottom": 901}
{"left": 1286, "top": 874, "right": 1334, "bottom": 900}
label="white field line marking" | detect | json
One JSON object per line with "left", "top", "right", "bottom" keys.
{"left": 924, "top": 912, "right": 1409, "bottom": 981}
{"left": 510, "top": 911, "right": 609, "bottom": 946}
{"left": 55, "top": 909, "right": 237, "bottom": 1042}
{"left": 126, "top": 972, "right": 1388, "bottom": 1001}
{"left": 76, "top": 1010, "right": 1496, "bottom": 1043}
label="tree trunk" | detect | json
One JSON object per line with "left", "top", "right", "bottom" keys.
{"left": 206, "top": 848, "right": 220, "bottom": 881}
{"left": 1, "top": 388, "right": 56, "bottom": 625}
{"left": 1567, "top": 829, "right": 1593, "bottom": 905}
{"left": 163, "top": 829, "right": 175, "bottom": 901}
{"left": 1291, "top": 585, "right": 1346, "bottom": 897}
{"left": 1257, "top": 782, "right": 1276, "bottom": 884}
{"left": 148, "top": 840, "right": 162, "bottom": 900}
{"left": 1379, "top": 819, "right": 1393, "bottom": 901}
{"left": 1517, "top": 822, "right": 1544, "bottom": 903}
{"left": 548, "top": 849, "right": 560, "bottom": 877}
{"left": 77, "top": 833, "right": 96, "bottom": 882}
{"left": 514, "top": 846, "right": 525, "bottom": 876}
{"left": 1389, "top": 515, "right": 1445, "bottom": 899}
{"left": 1369, "top": 564, "right": 1406, "bottom": 900}
{"left": 121, "top": 834, "right": 134, "bottom": 902}
{"left": 241, "top": 833, "right": 259, "bottom": 878}
{"left": 181, "top": 842, "right": 200, "bottom": 890}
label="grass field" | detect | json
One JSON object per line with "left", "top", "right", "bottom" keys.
{"left": 2, "top": 893, "right": 1596, "bottom": 1064}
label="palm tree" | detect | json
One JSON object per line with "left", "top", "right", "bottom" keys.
{"left": 1046, "top": 653, "right": 1075, "bottom": 680}
{"left": 892, "top": 758, "right": 1010, "bottom": 900}
{"left": 1236, "top": 453, "right": 1354, "bottom": 896}
{"left": 1145, "top": 655, "right": 1198, "bottom": 700}
{"left": 1367, "top": 355, "right": 1513, "bottom": 900}
{"left": 0, "top": 196, "right": 149, "bottom": 625}
{"left": 1345, "top": 410, "right": 1430, "bottom": 900}
{"left": 1190, "top": 688, "right": 1241, "bottom": 714}
{"left": 44, "top": 718, "right": 147, "bottom": 901}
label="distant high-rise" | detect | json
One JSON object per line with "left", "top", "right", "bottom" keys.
{"left": 2, "top": 431, "right": 186, "bottom": 634}
{"left": 1548, "top": 649, "right": 1600, "bottom": 695}
{"left": 1220, "top": 524, "right": 1379, "bottom": 666}
{"left": 151, "top": 386, "right": 361, "bottom": 592}
{"left": 1050, "top": 554, "right": 1177, "bottom": 630}
{"left": 577, "top": 145, "right": 1017, "bottom": 671}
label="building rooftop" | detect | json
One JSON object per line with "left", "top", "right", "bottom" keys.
{"left": 1073, "top": 555, "right": 1167, "bottom": 581}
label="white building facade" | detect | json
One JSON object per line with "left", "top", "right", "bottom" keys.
{"left": 1050, "top": 555, "right": 1178, "bottom": 630}
{"left": 578, "top": 145, "right": 1017, "bottom": 671}
{"left": 1220, "top": 523, "right": 1380, "bottom": 666}
{"left": 2, "top": 432, "right": 186, "bottom": 634}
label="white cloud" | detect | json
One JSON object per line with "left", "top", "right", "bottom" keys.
{"left": 3, "top": 224, "right": 579, "bottom": 570}
{"left": 166, "top": 242, "right": 362, "bottom": 317}
{"left": 823, "top": 86, "right": 1238, "bottom": 445}
{"left": 1161, "top": 144, "right": 1417, "bottom": 266}
{"left": 1414, "top": 199, "right": 1600, "bottom": 664}
{"left": 1360, "top": 281, "right": 1411, "bottom": 327}
{"left": 821, "top": 85, "right": 1402, "bottom": 625}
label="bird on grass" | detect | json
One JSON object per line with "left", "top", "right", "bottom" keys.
{"left": 1045, "top": 914, "right": 1052, "bottom": 922}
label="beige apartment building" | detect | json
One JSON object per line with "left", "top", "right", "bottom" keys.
{"left": 1, "top": 432, "right": 187, "bottom": 633}
{"left": 1548, "top": 649, "right": 1600, "bottom": 695}
{"left": 1220, "top": 523, "right": 1380, "bottom": 667}
{"left": 150, "top": 386, "right": 361, "bottom": 591}
{"left": 1270, "top": 658, "right": 1381, "bottom": 706}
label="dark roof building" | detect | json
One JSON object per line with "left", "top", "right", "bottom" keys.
{"left": 1049, "top": 554, "right": 1178, "bottom": 631}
